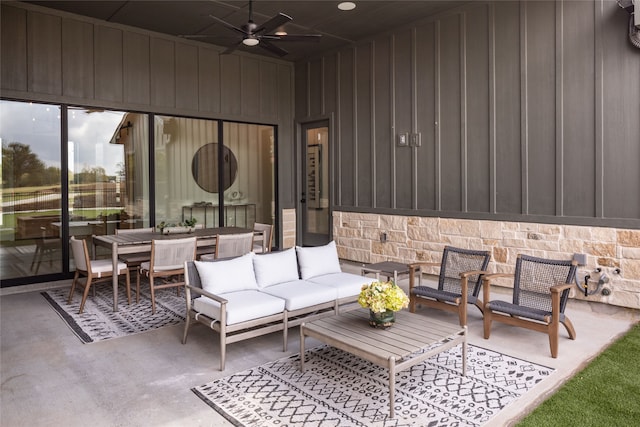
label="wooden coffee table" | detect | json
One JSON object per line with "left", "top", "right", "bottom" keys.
{"left": 300, "top": 309, "right": 467, "bottom": 419}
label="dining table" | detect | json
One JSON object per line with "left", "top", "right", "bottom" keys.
{"left": 92, "top": 226, "right": 256, "bottom": 312}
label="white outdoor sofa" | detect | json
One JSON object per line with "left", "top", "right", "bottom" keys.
{"left": 182, "top": 241, "right": 377, "bottom": 370}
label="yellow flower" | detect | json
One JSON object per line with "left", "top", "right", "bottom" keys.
{"left": 358, "top": 281, "right": 409, "bottom": 313}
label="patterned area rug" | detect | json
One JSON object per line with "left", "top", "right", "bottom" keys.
{"left": 193, "top": 344, "right": 554, "bottom": 427}
{"left": 42, "top": 286, "right": 185, "bottom": 343}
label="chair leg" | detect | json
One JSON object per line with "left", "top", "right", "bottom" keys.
{"left": 549, "top": 322, "right": 560, "bottom": 358}
{"left": 562, "top": 317, "right": 577, "bottom": 340}
{"left": 68, "top": 271, "right": 80, "bottom": 303}
{"left": 458, "top": 304, "right": 467, "bottom": 327}
{"left": 483, "top": 307, "right": 493, "bottom": 339}
{"left": 124, "top": 269, "right": 131, "bottom": 305}
{"left": 409, "top": 295, "right": 416, "bottom": 313}
{"left": 136, "top": 269, "right": 141, "bottom": 304}
{"left": 79, "top": 277, "right": 93, "bottom": 314}
{"left": 149, "top": 275, "right": 157, "bottom": 314}
{"left": 182, "top": 313, "right": 191, "bottom": 344}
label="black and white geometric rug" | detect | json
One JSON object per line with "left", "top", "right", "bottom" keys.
{"left": 42, "top": 286, "right": 185, "bottom": 343}
{"left": 193, "top": 344, "right": 554, "bottom": 427}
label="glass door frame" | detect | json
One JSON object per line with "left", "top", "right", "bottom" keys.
{"left": 297, "top": 117, "right": 332, "bottom": 247}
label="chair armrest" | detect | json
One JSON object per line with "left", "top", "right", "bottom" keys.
{"left": 550, "top": 282, "right": 573, "bottom": 294}
{"left": 482, "top": 273, "right": 515, "bottom": 281}
{"left": 459, "top": 269, "right": 489, "bottom": 278}
{"left": 185, "top": 284, "right": 229, "bottom": 305}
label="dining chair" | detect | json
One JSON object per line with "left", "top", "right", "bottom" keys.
{"left": 114, "top": 228, "right": 155, "bottom": 269}
{"left": 408, "top": 246, "right": 491, "bottom": 326}
{"left": 253, "top": 222, "right": 273, "bottom": 253}
{"left": 137, "top": 236, "right": 197, "bottom": 314}
{"left": 483, "top": 254, "right": 578, "bottom": 358}
{"left": 31, "top": 226, "right": 60, "bottom": 274}
{"left": 68, "top": 236, "right": 131, "bottom": 314}
{"left": 200, "top": 232, "right": 254, "bottom": 261}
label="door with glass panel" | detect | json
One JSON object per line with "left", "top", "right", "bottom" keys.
{"left": 300, "top": 121, "right": 330, "bottom": 246}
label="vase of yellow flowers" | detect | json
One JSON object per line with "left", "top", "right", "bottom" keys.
{"left": 358, "top": 281, "right": 409, "bottom": 329}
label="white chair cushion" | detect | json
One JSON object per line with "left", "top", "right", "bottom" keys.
{"left": 252, "top": 248, "right": 299, "bottom": 288}
{"left": 307, "top": 272, "right": 377, "bottom": 299}
{"left": 259, "top": 280, "right": 337, "bottom": 311}
{"left": 295, "top": 241, "right": 342, "bottom": 279}
{"left": 192, "top": 290, "right": 285, "bottom": 325}
{"left": 90, "top": 259, "right": 128, "bottom": 278}
{"left": 194, "top": 253, "right": 258, "bottom": 295}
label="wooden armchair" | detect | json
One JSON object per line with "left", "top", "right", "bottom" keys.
{"left": 482, "top": 254, "right": 578, "bottom": 358}
{"left": 409, "top": 246, "right": 491, "bottom": 326}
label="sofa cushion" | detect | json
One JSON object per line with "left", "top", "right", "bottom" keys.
{"left": 253, "top": 248, "right": 299, "bottom": 288}
{"left": 192, "top": 290, "right": 285, "bottom": 325}
{"left": 296, "top": 241, "right": 342, "bottom": 280}
{"left": 259, "top": 280, "right": 337, "bottom": 311}
{"left": 307, "top": 272, "right": 378, "bottom": 299}
{"left": 194, "top": 253, "right": 258, "bottom": 295}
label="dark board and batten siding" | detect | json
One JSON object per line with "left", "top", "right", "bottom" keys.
{"left": 295, "top": 0, "right": 640, "bottom": 228}
{"left": 0, "top": 2, "right": 296, "bottom": 209}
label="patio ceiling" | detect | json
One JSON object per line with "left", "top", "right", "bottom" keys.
{"left": 24, "top": 0, "right": 470, "bottom": 61}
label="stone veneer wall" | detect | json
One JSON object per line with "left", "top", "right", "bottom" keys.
{"left": 333, "top": 211, "right": 640, "bottom": 310}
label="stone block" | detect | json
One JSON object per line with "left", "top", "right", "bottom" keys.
{"left": 493, "top": 247, "right": 508, "bottom": 263}
{"left": 620, "top": 259, "right": 640, "bottom": 280}
{"left": 585, "top": 242, "right": 616, "bottom": 258}
{"left": 407, "top": 226, "right": 440, "bottom": 242}
{"left": 479, "top": 220, "right": 503, "bottom": 239}
{"left": 591, "top": 227, "right": 616, "bottom": 242}
{"left": 538, "top": 224, "right": 561, "bottom": 235}
{"left": 379, "top": 215, "right": 407, "bottom": 230}
{"left": 621, "top": 247, "right": 640, "bottom": 260}
{"left": 564, "top": 226, "right": 592, "bottom": 240}
{"left": 617, "top": 230, "right": 640, "bottom": 247}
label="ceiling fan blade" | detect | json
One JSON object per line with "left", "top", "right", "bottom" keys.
{"left": 221, "top": 41, "right": 243, "bottom": 55}
{"left": 263, "top": 34, "right": 323, "bottom": 42}
{"left": 208, "top": 14, "right": 247, "bottom": 36}
{"left": 258, "top": 39, "right": 289, "bottom": 57}
{"left": 254, "top": 13, "right": 292, "bottom": 35}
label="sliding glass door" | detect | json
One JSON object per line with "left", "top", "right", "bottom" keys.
{"left": 1, "top": 100, "right": 63, "bottom": 279}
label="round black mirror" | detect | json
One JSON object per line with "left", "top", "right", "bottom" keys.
{"left": 191, "top": 143, "right": 238, "bottom": 193}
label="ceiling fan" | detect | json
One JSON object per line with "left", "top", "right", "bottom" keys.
{"left": 186, "top": 0, "right": 322, "bottom": 57}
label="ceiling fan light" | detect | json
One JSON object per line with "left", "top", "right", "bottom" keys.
{"left": 242, "top": 37, "right": 260, "bottom": 46}
{"left": 338, "top": 2, "right": 356, "bottom": 11}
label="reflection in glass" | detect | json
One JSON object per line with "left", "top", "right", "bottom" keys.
{"left": 191, "top": 143, "right": 238, "bottom": 193}
{"left": 67, "top": 108, "right": 149, "bottom": 247}
{"left": 154, "top": 117, "right": 275, "bottom": 230}
{"left": 0, "top": 100, "right": 62, "bottom": 279}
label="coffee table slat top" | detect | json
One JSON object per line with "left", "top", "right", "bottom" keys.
{"left": 302, "top": 310, "right": 464, "bottom": 361}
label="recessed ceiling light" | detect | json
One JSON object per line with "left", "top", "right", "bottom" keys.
{"left": 338, "top": 2, "right": 356, "bottom": 11}
{"left": 275, "top": 31, "right": 287, "bottom": 36}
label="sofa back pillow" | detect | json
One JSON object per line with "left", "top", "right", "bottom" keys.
{"left": 194, "top": 252, "right": 258, "bottom": 295}
{"left": 296, "top": 240, "right": 342, "bottom": 279}
{"left": 253, "top": 248, "right": 300, "bottom": 288}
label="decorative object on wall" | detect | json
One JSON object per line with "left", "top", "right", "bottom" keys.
{"left": 191, "top": 143, "right": 238, "bottom": 193}
{"left": 618, "top": 0, "right": 640, "bottom": 48}
{"left": 306, "top": 144, "right": 321, "bottom": 209}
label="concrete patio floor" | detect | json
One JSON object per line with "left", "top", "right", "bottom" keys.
{"left": 1, "top": 263, "right": 638, "bottom": 427}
